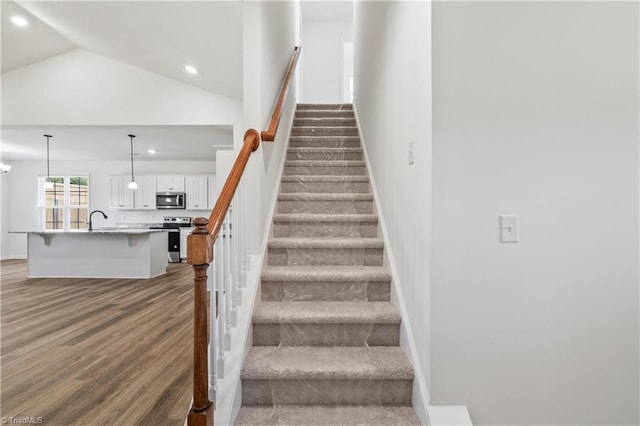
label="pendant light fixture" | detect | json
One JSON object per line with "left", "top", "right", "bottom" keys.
{"left": 43, "top": 134, "right": 53, "bottom": 189}
{"left": 127, "top": 134, "right": 137, "bottom": 190}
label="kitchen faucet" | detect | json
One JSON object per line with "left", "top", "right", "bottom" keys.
{"left": 88, "top": 210, "right": 108, "bottom": 231}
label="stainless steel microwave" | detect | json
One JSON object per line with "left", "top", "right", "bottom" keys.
{"left": 156, "top": 192, "right": 186, "bottom": 209}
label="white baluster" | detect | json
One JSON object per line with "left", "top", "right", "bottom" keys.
{"left": 222, "top": 216, "right": 234, "bottom": 336}
{"left": 230, "top": 200, "right": 242, "bottom": 306}
{"left": 208, "top": 261, "right": 218, "bottom": 400}
{"left": 240, "top": 181, "right": 249, "bottom": 280}
{"left": 234, "top": 193, "right": 244, "bottom": 291}
{"left": 223, "top": 221, "right": 232, "bottom": 351}
{"left": 229, "top": 206, "right": 240, "bottom": 322}
{"left": 215, "top": 235, "right": 225, "bottom": 377}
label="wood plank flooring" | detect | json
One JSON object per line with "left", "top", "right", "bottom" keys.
{"left": 1, "top": 259, "right": 195, "bottom": 426}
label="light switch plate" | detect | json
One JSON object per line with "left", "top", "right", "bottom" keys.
{"left": 500, "top": 215, "right": 519, "bottom": 242}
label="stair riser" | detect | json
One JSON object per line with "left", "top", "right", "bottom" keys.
{"left": 286, "top": 151, "right": 363, "bottom": 161}
{"left": 268, "top": 248, "right": 383, "bottom": 267}
{"left": 278, "top": 200, "right": 374, "bottom": 214}
{"left": 289, "top": 139, "right": 361, "bottom": 148}
{"left": 273, "top": 222, "right": 377, "bottom": 238}
{"left": 291, "top": 128, "right": 358, "bottom": 137}
{"left": 284, "top": 165, "right": 367, "bottom": 176}
{"left": 293, "top": 119, "right": 357, "bottom": 127}
{"left": 295, "top": 111, "right": 355, "bottom": 119}
{"left": 261, "top": 281, "right": 391, "bottom": 302}
{"left": 242, "top": 379, "right": 412, "bottom": 405}
{"left": 253, "top": 324, "right": 399, "bottom": 346}
{"left": 280, "top": 181, "right": 370, "bottom": 194}
{"left": 297, "top": 104, "right": 353, "bottom": 111}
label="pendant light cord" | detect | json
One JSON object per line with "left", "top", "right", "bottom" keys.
{"left": 129, "top": 134, "right": 136, "bottom": 182}
{"left": 44, "top": 134, "right": 52, "bottom": 181}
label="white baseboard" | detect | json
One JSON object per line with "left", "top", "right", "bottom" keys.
{"left": 428, "top": 406, "right": 473, "bottom": 426}
{"left": 1, "top": 255, "right": 27, "bottom": 260}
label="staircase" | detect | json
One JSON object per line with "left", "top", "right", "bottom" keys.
{"left": 235, "top": 104, "right": 421, "bottom": 425}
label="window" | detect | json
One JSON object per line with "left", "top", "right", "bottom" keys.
{"left": 39, "top": 176, "right": 90, "bottom": 231}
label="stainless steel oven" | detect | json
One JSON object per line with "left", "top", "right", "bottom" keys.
{"left": 150, "top": 216, "right": 191, "bottom": 263}
{"left": 155, "top": 192, "right": 186, "bottom": 209}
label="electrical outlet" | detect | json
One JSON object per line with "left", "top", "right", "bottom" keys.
{"left": 500, "top": 215, "right": 519, "bottom": 242}
{"left": 408, "top": 141, "right": 415, "bottom": 165}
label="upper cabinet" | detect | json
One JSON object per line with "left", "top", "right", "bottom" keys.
{"left": 134, "top": 176, "right": 156, "bottom": 210}
{"left": 109, "top": 176, "right": 134, "bottom": 209}
{"left": 185, "top": 176, "right": 208, "bottom": 210}
{"left": 156, "top": 176, "right": 185, "bottom": 192}
{"left": 207, "top": 176, "right": 217, "bottom": 210}
{"left": 110, "top": 174, "right": 213, "bottom": 210}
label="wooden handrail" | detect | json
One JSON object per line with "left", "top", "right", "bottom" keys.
{"left": 261, "top": 46, "right": 301, "bottom": 142}
{"left": 186, "top": 45, "right": 301, "bottom": 426}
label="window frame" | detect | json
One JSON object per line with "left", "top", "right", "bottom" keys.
{"left": 38, "top": 175, "right": 91, "bottom": 231}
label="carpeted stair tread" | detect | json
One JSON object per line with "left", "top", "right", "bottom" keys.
{"left": 235, "top": 405, "right": 422, "bottom": 425}
{"left": 289, "top": 136, "right": 360, "bottom": 142}
{"left": 295, "top": 109, "right": 355, "bottom": 118}
{"left": 292, "top": 126, "right": 357, "bottom": 131}
{"left": 287, "top": 146, "right": 362, "bottom": 155}
{"left": 269, "top": 238, "right": 384, "bottom": 249}
{"left": 287, "top": 147, "right": 362, "bottom": 153}
{"left": 292, "top": 127, "right": 359, "bottom": 137}
{"left": 294, "top": 117, "right": 356, "bottom": 123}
{"left": 288, "top": 136, "right": 361, "bottom": 148}
{"left": 273, "top": 213, "right": 378, "bottom": 223}
{"left": 278, "top": 193, "right": 373, "bottom": 201}
{"left": 297, "top": 103, "right": 353, "bottom": 110}
{"left": 294, "top": 119, "right": 357, "bottom": 128}
{"left": 286, "top": 148, "right": 364, "bottom": 161}
{"left": 253, "top": 301, "right": 400, "bottom": 324}
{"left": 261, "top": 265, "right": 391, "bottom": 281}
{"left": 241, "top": 346, "right": 414, "bottom": 380}
{"left": 284, "top": 160, "right": 366, "bottom": 167}
{"left": 280, "top": 175, "right": 369, "bottom": 182}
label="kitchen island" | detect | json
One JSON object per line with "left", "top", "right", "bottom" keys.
{"left": 22, "top": 229, "right": 169, "bottom": 279}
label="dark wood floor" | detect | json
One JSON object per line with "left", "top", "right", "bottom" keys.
{"left": 1, "top": 260, "right": 194, "bottom": 426}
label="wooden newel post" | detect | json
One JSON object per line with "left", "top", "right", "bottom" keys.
{"left": 187, "top": 217, "right": 214, "bottom": 426}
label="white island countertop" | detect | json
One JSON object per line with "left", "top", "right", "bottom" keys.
{"left": 12, "top": 228, "right": 167, "bottom": 234}
{"left": 20, "top": 229, "right": 169, "bottom": 279}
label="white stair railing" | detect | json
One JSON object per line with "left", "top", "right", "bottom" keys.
{"left": 207, "top": 188, "right": 250, "bottom": 401}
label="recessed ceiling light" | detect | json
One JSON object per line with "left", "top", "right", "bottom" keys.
{"left": 11, "top": 16, "right": 28, "bottom": 27}
{"left": 184, "top": 64, "right": 198, "bottom": 75}
{"left": 147, "top": 149, "right": 157, "bottom": 154}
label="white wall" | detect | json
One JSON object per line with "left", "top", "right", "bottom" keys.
{"left": 2, "top": 49, "right": 242, "bottom": 128}
{"left": 1, "top": 171, "right": 12, "bottom": 259}
{"left": 6, "top": 159, "right": 216, "bottom": 258}
{"left": 243, "top": 0, "right": 299, "bottom": 254}
{"left": 302, "top": 21, "right": 353, "bottom": 103}
{"left": 431, "top": 2, "right": 639, "bottom": 424}
{"left": 353, "top": 1, "right": 431, "bottom": 422}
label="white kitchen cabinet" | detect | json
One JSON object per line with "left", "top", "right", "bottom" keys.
{"left": 156, "top": 176, "right": 185, "bottom": 192}
{"left": 186, "top": 176, "right": 208, "bottom": 210}
{"left": 180, "top": 227, "right": 192, "bottom": 259}
{"left": 207, "top": 176, "right": 217, "bottom": 210}
{"left": 109, "top": 176, "right": 134, "bottom": 210}
{"left": 134, "top": 176, "right": 156, "bottom": 210}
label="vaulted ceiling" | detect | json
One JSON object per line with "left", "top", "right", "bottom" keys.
{"left": 3, "top": 1, "right": 244, "bottom": 100}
